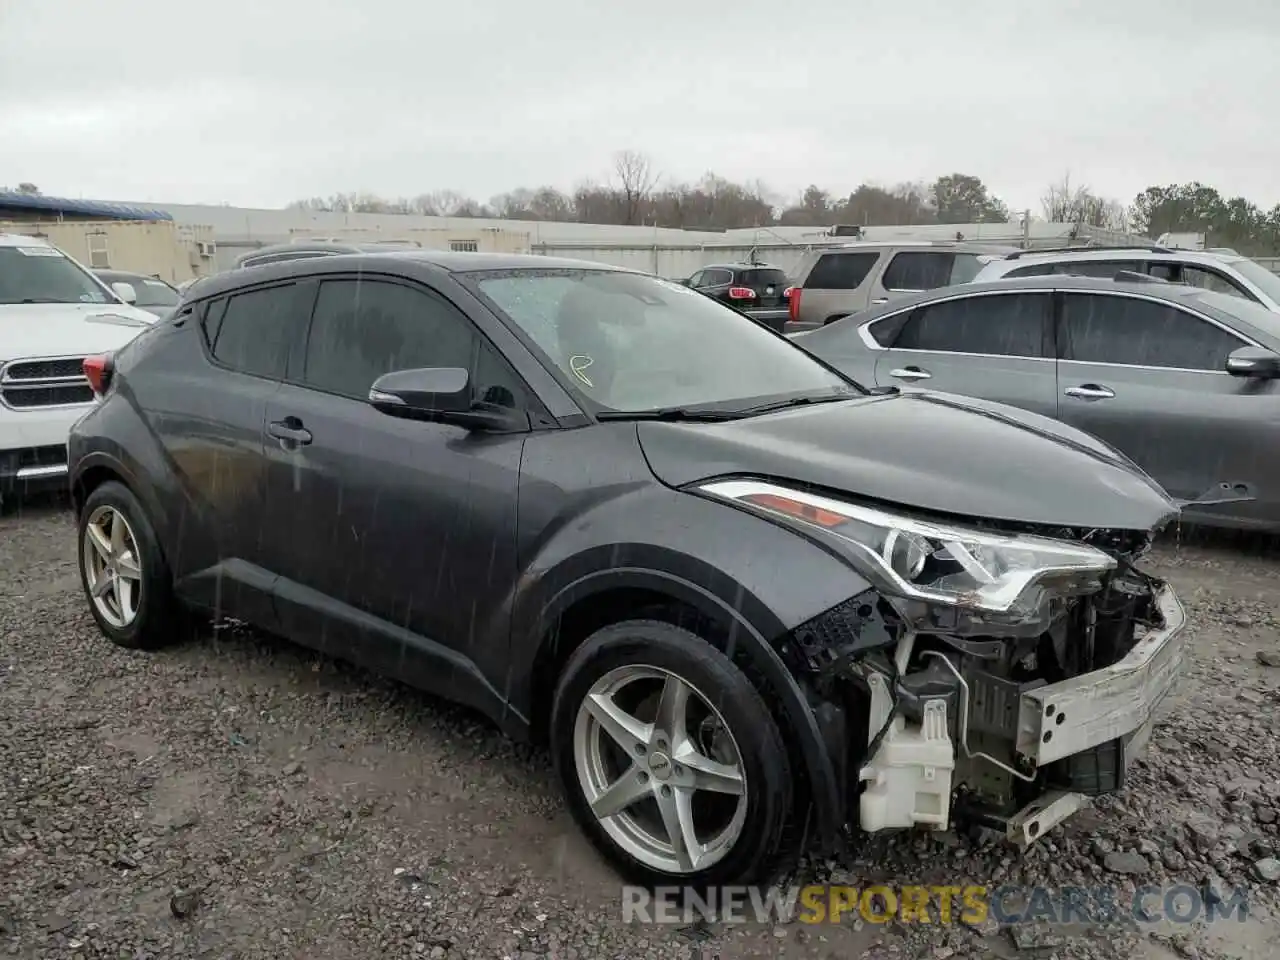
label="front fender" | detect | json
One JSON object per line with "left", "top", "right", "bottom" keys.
{"left": 508, "top": 482, "right": 873, "bottom": 854}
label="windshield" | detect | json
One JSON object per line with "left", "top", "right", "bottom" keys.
{"left": 124, "top": 277, "right": 180, "bottom": 307}
{"left": 1224, "top": 257, "right": 1280, "bottom": 306}
{"left": 949, "top": 253, "right": 988, "bottom": 284}
{"left": 470, "top": 269, "right": 858, "bottom": 414}
{"left": 0, "top": 245, "right": 115, "bottom": 305}
{"left": 737, "top": 268, "right": 789, "bottom": 288}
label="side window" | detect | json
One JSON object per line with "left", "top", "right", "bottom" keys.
{"left": 301, "top": 278, "right": 527, "bottom": 408}
{"left": 1049, "top": 260, "right": 1131, "bottom": 279}
{"left": 209, "top": 284, "right": 298, "bottom": 379}
{"left": 686, "top": 271, "right": 704, "bottom": 288}
{"left": 701, "top": 269, "right": 730, "bottom": 287}
{"left": 802, "top": 252, "right": 879, "bottom": 290}
{"left": 1005, "top": 262, "right": 1056, "bottom": 278}
{"left": 892, "top": 293, "right": 1051, "bottom": 357}
{"left": 200, "top": 297, "right": 228, "bottom": 349}
{"left": 1181, "top": 266, "right": 1251, "bottom": 300}
{"left": 881, "top": 252, "right": 954, "bottom": 292}
{"left": 865, "top": 312, "right": 912, "bottom": 347}
{"left": 1060, "top": 293, "right": 1245, "bottom": 370}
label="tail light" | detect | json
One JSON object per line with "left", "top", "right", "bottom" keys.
{"left": 788, "top": 287, "right": 802, "bottom": 324}
{"left": 83, "top": 354, "right": 114, "bottom": 396}
{"left": 728, "top": 286, "right": 755, "bottom": 300}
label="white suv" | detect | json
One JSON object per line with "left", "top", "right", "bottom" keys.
{"left": 0, "top": 234, "right": 159, "bottom": 506}
{"left": 972, "top": 244, "right": 1280, "bottom": 311}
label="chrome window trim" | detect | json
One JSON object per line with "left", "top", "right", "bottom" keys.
{"left": 856, "top": 287, "right": 1059, "bottom": 360}
{"left": 854, "top": 286, "right": 1257, "bottom": 371}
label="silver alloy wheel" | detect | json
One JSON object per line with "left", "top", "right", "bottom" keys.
{"left": 573, "top": 664, "right": 748, "bottom": 874}
{"left": 82, "top": 505, "right": 143, "bottom": 629}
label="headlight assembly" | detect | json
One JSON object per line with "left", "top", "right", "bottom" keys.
{"left": 697, "top": 479, "right": 1115, "bottom": 617}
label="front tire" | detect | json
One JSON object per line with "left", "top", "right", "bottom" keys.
{"left": 550, "top": 619, "right": 793, "bottom": 886}
{"left": 77, "top": 481, "right": 183, "bottom": 650}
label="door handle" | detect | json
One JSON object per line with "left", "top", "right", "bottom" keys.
{"left": 1063, "top": 384, "right": 1115, "bottom": 401}
{"left": 268, "top": 417, "right": 313, "bottom": 446}
{"left": 871, "top": 297, "right": 890, "bottom": 305}
{"left": 889, "top": 367, "right": 932, "bottom": 382}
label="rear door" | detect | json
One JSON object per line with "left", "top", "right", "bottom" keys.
{"left": 868, "top": 289, "right": 1059, "bottom": 418}
{"left": 1054, "top": 291, "right": 1280, "bottom": 523}
{"left": 165, "top": 281, "right": 310, "bottom": 624}
{"left": 866, "top": 250, "right": 990, "bottom": 305}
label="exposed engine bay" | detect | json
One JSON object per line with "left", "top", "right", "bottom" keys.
{"left": 780, "top": 521, "right": 1187, "bottom": 846}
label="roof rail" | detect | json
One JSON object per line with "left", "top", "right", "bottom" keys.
{"left": 1111, "top": 270, "right": 1169, "bottom": 284}
{"left": 1005, "top": 243, "right": 1172, "bottom": 260}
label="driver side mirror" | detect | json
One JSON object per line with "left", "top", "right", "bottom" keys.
{"left": 110, "top": 281, "right": 137, "bottom": 304}
{"left": 1225, "top": 346, "right": 1280, "bottom": 379}
{"left": 368, "top": 367, "right": 528, "bottom": 432}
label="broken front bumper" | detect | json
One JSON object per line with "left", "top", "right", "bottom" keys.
{"left": 1016, "top": 583, "right": 1186, "bottom": 766}
{"left": 1004, "top": 583, "right": 1187, "bottom": 844}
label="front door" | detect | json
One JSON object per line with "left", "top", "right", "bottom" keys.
{"left": 259, "top": 274, "right": 535, "bottom": 703}
{"left": 1054, "top": 290, "right": 1280, "bottom": 525}
{"left": 869, "top": 289, "right": 1060, "bottom": 419}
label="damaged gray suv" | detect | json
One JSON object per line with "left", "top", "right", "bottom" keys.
{"left": 67, "top": 252, "right": 1186, "bottom": 886}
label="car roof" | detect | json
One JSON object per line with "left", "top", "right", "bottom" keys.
{"left": 991, "top": 246, "right": 1244, "bottom": 266}
{"left": 819, "top": 240, "right": 1021, "bottom": 254}
{"left": 842, "top": 274, "right": 1245, "bottom": 321}
{"left": 0, "top": 233, "right": 53, "bottom": 248}
{"left": 237, "top": 240, "right": 422, "bottom": 259}
{"left": 191, "top": 250, "right": 634, "bottom": 301}
{"left": 699, "top": 262, "right": 785, "bottom": 270}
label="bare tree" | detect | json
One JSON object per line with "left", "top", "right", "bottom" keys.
{"left": 612, "top": 150, "right": 658, "bottom": 225}
{"left": 1041, "top": 173, "right": 1130, "bottom": 231}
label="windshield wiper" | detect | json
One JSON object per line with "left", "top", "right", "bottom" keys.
{"left": 732, "top": 393, "right": 857, "bottom": 417}
{"left": 2, "top": 298, "right": 74, "bottom": 304}
{"left": 595, "top": 407, "right": 745, "bottom": 422}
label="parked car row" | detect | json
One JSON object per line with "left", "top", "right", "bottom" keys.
{"left": 793, "top": 273, "right": 1280, "bottom": 532}
{"left": 782, "top": 240, "right": 1280, "bottom": 330}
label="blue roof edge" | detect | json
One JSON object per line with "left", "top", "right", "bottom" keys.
{"left": 0, "top": 190, "right": 173, "bottom": 222}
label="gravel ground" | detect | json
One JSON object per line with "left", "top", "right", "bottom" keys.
{"left": 2, "top": 496, "right": 1279, "bottom": 959}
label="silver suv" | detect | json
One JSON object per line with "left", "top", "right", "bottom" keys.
{"left": 786, "top": 241, "right": 1017, "bottom": 330}
{"left": 973, "top": 244, "right": 1280, "bottom": 311}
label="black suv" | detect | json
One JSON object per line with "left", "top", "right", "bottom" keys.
{"left": 68, "top": 252, "right": 1186, "bottom": 886}
{"left": 683, "top": 261, "right": 792, "bottom": 333}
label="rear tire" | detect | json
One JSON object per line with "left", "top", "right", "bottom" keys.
{"left": 77, "top": 481, "right": 184, "bottom": 650}
{"left": 550, "top": 619, "right": 793, "bottom": 887}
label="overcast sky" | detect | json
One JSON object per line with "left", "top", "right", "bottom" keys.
{"left": 2, "top": 0, "right": 1276, "bottom": 213}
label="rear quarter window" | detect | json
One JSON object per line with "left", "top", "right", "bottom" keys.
{"left": 802, "top": 252, "right": 880, "bottom": 290}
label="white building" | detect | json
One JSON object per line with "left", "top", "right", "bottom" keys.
{"left": 127, "top": 200, "right": 1151, "bottom": 278}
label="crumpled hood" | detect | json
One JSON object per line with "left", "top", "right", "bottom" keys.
{"left": 638, "top": 390, "right": 1180, "bottom": 531}
{"left": 0, "top": 302, "right": 156, "bottom": 362}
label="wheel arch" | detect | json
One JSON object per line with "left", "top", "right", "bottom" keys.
{"left": 71, "top": 452, "right": 170, "bottom": 550}
{"left": 526, "top": 567, "right": 844, "bottom": 854}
